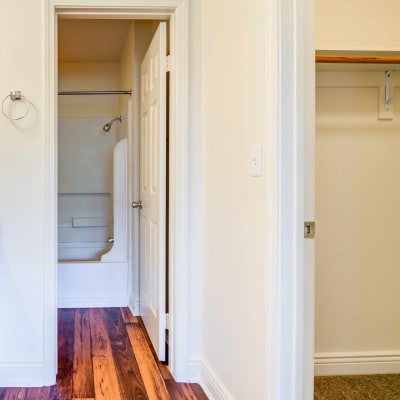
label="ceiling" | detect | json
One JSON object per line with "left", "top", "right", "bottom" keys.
{"left": 58, "top": 19, "right": 132, "bottom": 63}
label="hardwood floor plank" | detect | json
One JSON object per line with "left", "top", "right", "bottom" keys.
{"left": 48, "top": 384, "right": 62, "bottom": 400}
{"left": 89, "top": 308, "right": 112, "bottom": 357}
{"left": 0, "top": 387, "right": 26, "bottom": 399}
{"left": 188, "top": 384, "right": 208, "bottom": 400}
{"left": 0, "top": 387, "right": 51, "bottom": 400}
{"left": 103, "top": 308, "right": 148, "bottom": 399}
{"left": 0, "top": 308, "right": 208, "bottom": 400}
{"left": 55, "top": 308, "right": 75, "bottom": 400}
{"left": 165, "top": 382, "right": 208, "bottom": 400}
{"left": 73, "top": 309, "right": 95, "bottom": 399}
{"left": 73, "top": 398, "right": 96, "bottom": 400}
{"left": 159, "top": 363, "right": 174, "bottom": 381}
{"left": 92, "top": 356, "right": 122, "bottom": 400}
{"left": 165, "top": 381, "right": 188, "bottom": 400}
{"left": 126, "top": 323, "right": 170, "bottom": 400}
{"left": 120, "top": 307, "right": 139, "bottom": 324}
{"left": 24, "top": 387, "right": 50, "bottom": 400}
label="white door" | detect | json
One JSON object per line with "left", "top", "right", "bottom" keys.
{"left": 139, "top": 22, "right": 167, "bottom": 361}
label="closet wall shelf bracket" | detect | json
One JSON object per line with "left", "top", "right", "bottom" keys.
{"left": 384, "top": 68, "right": 400, "bottom": 112}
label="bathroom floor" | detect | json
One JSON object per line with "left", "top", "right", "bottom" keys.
{"left": 0, "top": 307, "right": 207, "bottom": 400}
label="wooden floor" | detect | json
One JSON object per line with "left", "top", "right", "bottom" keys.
{"left": 0, "top": 308, "right": 207, "bottom": 400}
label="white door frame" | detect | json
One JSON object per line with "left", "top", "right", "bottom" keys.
{"left": 44, "top": 0, "right": 189, "bottom": 383}
{"left": 265, "top": 0, "right": 314, "bottom": 398}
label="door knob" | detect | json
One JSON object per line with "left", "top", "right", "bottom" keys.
{"left": 131, "top": 201, "right": 142, "bottom": 209}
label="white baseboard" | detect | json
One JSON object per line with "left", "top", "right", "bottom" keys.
{"left": 188, "top": 359, "right": 234, "bottom": 400}
{"left": 128, "top": 297, "right": 140, "bottom": 316}
{"left": 0, "top": 362, "right": 46, "bottom": 387}
{"left": 315, "top": 351, "right": 400, "bottom": 376}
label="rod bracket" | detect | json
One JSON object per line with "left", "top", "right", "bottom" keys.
{"left": 385, "top": 68, "right": 400, "bottom": 112}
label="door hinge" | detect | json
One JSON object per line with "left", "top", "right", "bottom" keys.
{"left": 165, "top": 313, "right": 170, "bottom": 330}
{"left": 164, "top": 55, "right": 171, "bottom": 72}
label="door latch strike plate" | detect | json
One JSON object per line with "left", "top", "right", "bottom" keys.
{"left": 304, "top": 221, "right": 315, "bottom": 239}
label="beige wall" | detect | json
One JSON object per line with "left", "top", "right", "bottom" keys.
{"left": 315, "top": 71, "right": 400, "bottom": 372}
{"left": 316, "top": 0, "right": 400, "bottom": 49}
{"left": 119, "top": 22, "right": 135, "bottom": 117}
{"left": 201, "top": 0, "right": 267, "bottom": 397}
{"left": 0, "top": 0, "right": 46, "bottom": 381}
{"left": 315, "top": 0, "right": 400, "bottom": 375}
{"left": 0, "top": 0, "right": 270, "bottom": 395}
{"left": 59, "top": 62, "right": 120, "bottom": 117}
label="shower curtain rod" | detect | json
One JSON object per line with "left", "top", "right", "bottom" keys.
{"left": 58, "top": 90, "right": 132, "bottom": 95}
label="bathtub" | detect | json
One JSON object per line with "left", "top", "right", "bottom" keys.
{"left": 58, "top": 137, "right": 129, "bottom": 308}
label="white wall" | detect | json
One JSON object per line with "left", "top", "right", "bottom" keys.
{"left": 0, "top": 0, "right": 47, "bottom": 385}
{"left": 200, "top": 1, "right": 267, "bottom": 398}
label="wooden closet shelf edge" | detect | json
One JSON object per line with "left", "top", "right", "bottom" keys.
{"left": 316, "top": 55, "right": 400, "bottom": 64}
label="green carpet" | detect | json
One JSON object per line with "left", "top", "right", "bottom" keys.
{"left": 314, "top": 375, "right": 400, "bottom": 399}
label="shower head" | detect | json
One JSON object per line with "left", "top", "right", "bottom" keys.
{"left": 102, "top": 116, "right": 122, "bottom": 132}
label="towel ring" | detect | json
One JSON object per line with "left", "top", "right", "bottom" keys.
{"left": 2, "top": 91, "right": 30, "bottom": 120}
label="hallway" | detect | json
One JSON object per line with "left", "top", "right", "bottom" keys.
{"left": 0, "top": 308, "right": 207, "bottom": 400}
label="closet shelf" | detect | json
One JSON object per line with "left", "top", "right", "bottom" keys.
{"left": 315, "top": 50, "right": 400, "bottom": 71}
{"left": 316, "top": 55, "right": 400, "bottom": 64}
{"left": 315, "top": 50, "right": 400, "bottom": 117}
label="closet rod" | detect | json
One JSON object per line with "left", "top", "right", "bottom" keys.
{"left": 58, "top": 90, "right": 132, "bottom": 95}
{"left": 316, "top": 55, "right": 400, "bottom": 64}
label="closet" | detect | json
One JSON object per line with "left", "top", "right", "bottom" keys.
{"left": 315, "top": 51, "right": 400, "bottom": 375}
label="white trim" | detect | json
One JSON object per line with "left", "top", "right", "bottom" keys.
{"left": 303, "top": 0, "right": 316, "bottom": 399}
{"left": 45, "top": 0, "right": 190, "bottom": 384}
{"left": 266, "top": 0, "right": 311, "bottom": 398}
{"left": 188, "top": 360, "right": 234, "bottom": 400}
{"left": 315, "top": 351, "right": 400, "bottom": 376}
{"left": 166, "top": 0, "right": 189, "bottom": 382}
{"left": 43, "top": 1, "right": 58, "bottom": 386}
{"left": 129, "top": 296, "right": 140, "bottom": 317}
{"left": 0, "top": 362, "right": 46, "bottom": 387}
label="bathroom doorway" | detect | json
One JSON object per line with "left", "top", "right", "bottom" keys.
{"left": 56, "top": 17, "right": 161, "bottom": 308}
{"left": 46, "top": 0, "right": 191, "bottom": 382}
{"left": 56, "top": 15, "right": 170, "bottom": 365}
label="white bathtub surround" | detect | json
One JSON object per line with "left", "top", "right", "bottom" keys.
{"left": 58, "top": 242, "right": 112, "bottom": 261}
{"left": 101, "top": 138, "right": 128, "bottom": 262}
{"left": 58, "top": 138, "right": 129, "bottom": 308}
{"left": 58, "top": 117, "right": 116, "bottom": 260}
{"left": 58, "top": 261, "right": 129, "bottom": 307}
